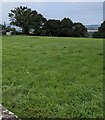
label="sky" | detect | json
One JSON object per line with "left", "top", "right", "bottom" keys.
{"left": 1, "top": 2, "right": 104, "bottom": 25}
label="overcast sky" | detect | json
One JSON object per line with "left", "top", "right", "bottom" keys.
{"left": 1, "top": 2, "right": 104, "bottom": 25}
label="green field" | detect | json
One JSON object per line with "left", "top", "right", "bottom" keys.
{"left": 2, "top": 35, "right": 103, "bottom": 118}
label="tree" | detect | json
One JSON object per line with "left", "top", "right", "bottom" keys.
{"left": 32, "top": 13, "right": 47, "bottom": 35}
{"left": 5, "top": 26, "right": 16, "bottom": 33}
{"left": 60, "top": 18, "right": 73, "bottom": 37}
{"left": 73, "top": 22, "right": 87, "bottom": 37}
{"left": 44, "top": 19, "right": 61, "bottom": 36}
{"left": 0, "top": 24, "right": 6, "bottom": 30}
{"left": 9, "top": 6, "right": 33, "bottom": 34}
{"left": 93, "top": 21, "right": 105, "bottom": 38}
{"left": 0, "top": 24, "right": 6, "bottom": 35}
{"left": 8, "top": 6, "right": 88, "bottom": 37}
{"left": 9, "top": 6, "right": 46, "bottom": 35}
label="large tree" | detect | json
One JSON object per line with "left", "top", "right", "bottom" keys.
{"left": 32, "top": 12, "right": 47, "bottom": 35}
{"left": 73, "top": 22, "right": 87, "bottom": 37}
{"left": 60, "top": 18, "right": 73, "bottom": 37}
{"left": 9, "top": 6, "right": 46, "bottom": 35}
{"left": 44, "top": 19, "right": 61, "bottom": 36}
{"left": 9, "top": 6, "right": 33, "bottom": 34}
{"left": 93, "top": 21, "right": 105, "bottom": 38}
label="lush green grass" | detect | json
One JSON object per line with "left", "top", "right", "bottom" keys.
{"left": 2, "top": 35, "right": 103, "bottom": 118}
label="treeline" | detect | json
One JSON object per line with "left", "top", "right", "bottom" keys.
{"left": 93, "top": 21, "right": 105, "bottom": 38}
{"left": 8, "top": 6, "right": 87, "bottom": 37}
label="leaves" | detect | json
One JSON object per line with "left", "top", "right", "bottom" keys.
{"left": 9, "top": 6, "right": 87, "bottom": 36}
{"left": 93, "top": 21, "right": 105, "bottom": 38}
{"left": 9, "top": 6, "right": 46, "bottom": 35}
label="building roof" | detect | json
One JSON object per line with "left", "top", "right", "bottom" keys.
{"left": 87, "top": 29, "right": 98, "bottom": 33}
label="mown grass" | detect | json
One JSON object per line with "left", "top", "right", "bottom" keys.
{"left": 2, "top": 35, "right": 103, "bottom": 118}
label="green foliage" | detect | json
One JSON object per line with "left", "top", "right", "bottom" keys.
{"left": 9, "top": 6, "right": 46, "bottom": 35}
{"left": 0, "top": 24, "right": 16, "bottom": 35}
{"left": 32, "top": 13, "right": 47, "bottom": 35}
{"left": 44, "top": 18, "right": 87, "bottom": 37}
{"left": 44, "top": 19, "right": 61, "bottom": 36}
{"left": 60, "top": 18, "right": 73, "bottom": 37}
{"left": 0, "top": 24, "right": 6, "bottom": 30}
{"left": 5, "top": 26, "right": 16, "bottom": 32}
{"left": 2, "top": 36, "right": 103, "bottom": 118}
{"left": 93, "top": 21, "right": 105, "bottom": 38}
{"left": 9, "top": 6, "right": 87, "bottom": 37}
{"left": 73, "top": 23, "right": 87, "bottom": 37}
{"left": 9, "top": 6, "right": 32, "bottom": 34}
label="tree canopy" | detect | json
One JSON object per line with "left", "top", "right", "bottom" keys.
{"left": 60, "top": 18, "right": 73, "bottom": 37}
{"left": 73, "top": 22, "right": 87, "bottom": 37}
{"left": 9, "top": 6, "right": 46, "bottom": 35}
{"left": 44, "top": 19, "right": 61, "bottom": 36}
{"left": 9, "top": 6, "right": 87, "bottom": 37}
{"left": 93, "top": 21, "right": 105, "bottom": 38}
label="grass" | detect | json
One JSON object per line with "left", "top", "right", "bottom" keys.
{"left": 2, "top": 35, "right": 103, "bottom": 118}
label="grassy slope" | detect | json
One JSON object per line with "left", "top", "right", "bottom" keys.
{"left": 2, "top": 35, "right": 103, "bottom": 118}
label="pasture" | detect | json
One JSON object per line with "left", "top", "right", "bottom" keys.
{"left": 2, "top": 35, "right": 103, "bottom": 118}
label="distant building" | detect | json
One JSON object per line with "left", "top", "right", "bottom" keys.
{"left": 85, "top": 24, "right": 100, "bottom": 30}
{"left": 87, "top": 29, "right": 98, "bottom": 38}
{"left": 87, "top": 29, "right": 98, "bottom": 33}
{"left": 0, "top": 30, "right": 6, "bottom": 35}
{"left": 6, "top": 31, "right": 13, "bottom": 35}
